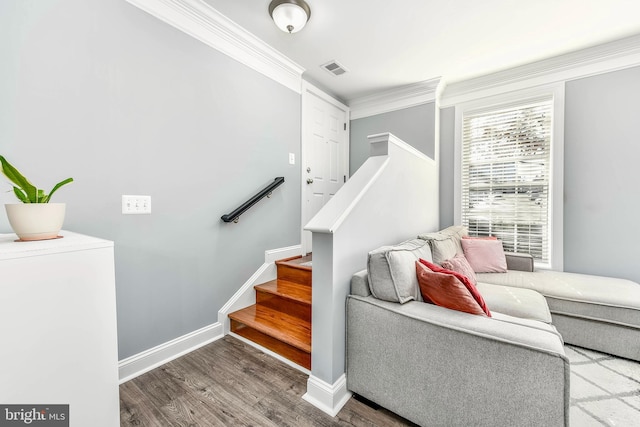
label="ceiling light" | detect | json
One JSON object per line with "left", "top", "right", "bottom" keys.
{"left": 269, "top": 0, "right": 311, "bottom": 34}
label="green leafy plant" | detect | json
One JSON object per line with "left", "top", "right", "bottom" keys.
{"left": 0, "top": 155, "right": 73, "bottom": 203}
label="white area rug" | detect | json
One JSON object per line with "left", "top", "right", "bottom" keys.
{"left": 566, "top": 345, "right": 640, "bottom": 426}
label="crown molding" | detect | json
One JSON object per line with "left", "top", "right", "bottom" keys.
{"left": 125, "top": 0, "right": 305, "bottom": 94}
{"left": 349, "top": 78, "right": 442, "bottom": 120}
{"left": 441, "top": 33, "right": 640, "bottom": 107}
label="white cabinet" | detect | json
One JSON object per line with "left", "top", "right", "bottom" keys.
{"left": 0, "top": 231, "right": 119, "bottom": 427}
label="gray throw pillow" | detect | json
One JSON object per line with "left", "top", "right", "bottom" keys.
{"left": 417, "top": 225, "right": 468, "bottom": 264}
{"left": 367, "top": 238, "right": 433, "bottom": 303}
{"left": 430, "top": 236, "right": 459, "bottom": 265}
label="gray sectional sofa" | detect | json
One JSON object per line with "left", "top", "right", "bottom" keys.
{"left": 346, "top": 226, "right": 640, "bottom": 426}
{"left": 476, "top": 269, "right": 640, "bottom": 362}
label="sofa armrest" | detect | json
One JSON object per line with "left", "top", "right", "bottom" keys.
{"left": 505, "top": 251, "right": 534, "bottom": 272}
{"left": 350, "top": 269, "right": 371, "bottom": 297}
{"left": 346, "top": 295, "right": 569, "bottom": 426}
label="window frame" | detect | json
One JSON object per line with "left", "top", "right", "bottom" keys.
{"left": 454, "top": 84, "right": 565, "bottom": 271}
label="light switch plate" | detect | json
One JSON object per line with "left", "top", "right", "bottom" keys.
{"left": 122, "top": 195, "right": 151, "bottom": 214}
{"left": 289, "top": 153, "right": 295, "bottom": 165}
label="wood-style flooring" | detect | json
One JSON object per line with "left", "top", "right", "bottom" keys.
{"left": 120, "top": 335, "right": 416, "bottom": 426}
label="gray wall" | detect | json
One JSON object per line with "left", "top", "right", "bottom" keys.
{"left": 1, "top": 0, "right": 301, "bottom": 359}
{"left": 564, "top": 66, "right": 640, "bottom": 282}
{"left": 349, "top": 103, "right": 436, "bottom": 174}
{"left": 438, "top": 66, "right": 640, "bottom": 283}
{"left": 439, "top": 107, "right": 455, "bottom": 230}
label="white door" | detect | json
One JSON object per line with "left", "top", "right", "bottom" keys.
{"left": 301, "top": 82, "right": 349, "bottom": 254}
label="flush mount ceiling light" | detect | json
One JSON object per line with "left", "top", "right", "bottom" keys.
{"left": 269, "top": 0, "right": 311, "bottom": 34}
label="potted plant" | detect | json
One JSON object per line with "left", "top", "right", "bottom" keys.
{"left": 1, "top": 155, "right": 73, "bottom": 241}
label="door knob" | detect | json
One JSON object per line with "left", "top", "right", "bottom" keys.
{"left": 306, "top": 178, "right": 314, "bottom": 184}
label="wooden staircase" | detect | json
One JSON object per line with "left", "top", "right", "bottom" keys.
{"left": 228, "top": 255, "right": 312, "bottom": 369}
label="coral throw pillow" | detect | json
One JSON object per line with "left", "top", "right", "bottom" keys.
{"left": 461, "top": 238, "right": 508, "bottom": 273}
{"left": 419, "top": 259, "right": 491, "bottom": 317}
{"left": 416, "top": 262, "right": 488, "bottom": 316}
{"left": 440, "top": 254, "right": 478, "bottom": 286}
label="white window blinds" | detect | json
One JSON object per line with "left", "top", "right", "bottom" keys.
{"left": 461, "top": 97, "right": 553, "bottom": 264}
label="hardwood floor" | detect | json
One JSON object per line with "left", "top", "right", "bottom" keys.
{"left": 120, "top": 335, "right": 416, "bottom": 426}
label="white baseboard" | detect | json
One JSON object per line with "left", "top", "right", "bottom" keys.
{"left": 118, "top": 322, "right": 223, "bottom": 383}
{"left": 265, "top": 244, "right": 303, "bottom": 263}
{"left": 302, "top": 374, "right": 352, "bottom": 417}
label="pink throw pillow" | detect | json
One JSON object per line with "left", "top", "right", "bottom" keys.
{"left": 415, "top": 262, "right": 488, "bottom": 317}
{"left": 461, "top": 238, "right": 507, "bottom": 273}
{"left": 419, "top": 259, "right": 491, "bottom": 317}
{"left": 440, "top": 254, "right": 478, "bottom": 286}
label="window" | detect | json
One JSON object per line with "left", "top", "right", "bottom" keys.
{"left": 459, "top": 94, "right": 559, "bottom": 267}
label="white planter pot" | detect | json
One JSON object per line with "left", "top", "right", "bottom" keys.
{"left": 5, "top": 203, "right": 66, "bottom": 241}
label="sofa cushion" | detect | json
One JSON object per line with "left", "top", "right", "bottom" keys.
{"left": 438, "top": 225, "right": 468, "bottom": 241}
{"left": 417, "top": 225, "right": 468, "bottom": 264}
{"left": 347, "top": 295, "right": 566, "bottom": 356}
{"left": 476, "top": 270, "right": 640, "bottom": 329}
{"left": 418, "top": 225, "right": 467, "bottom": 241}
{"left": 416, "top": 262, "right": 488, "bottom": 316}
{"left": 461, "top": 238, "right": 508, "bottom": 273}
{"left": 419, "top": 233, "right": 457, "bottom": 265}
{"left": 504, "top": 252, "right": 535, "bottom": 272}
{"left": 367, "top": 238, "right": 432, "bottom": 303}
{"left": 490, "top": 311, "right": 560, "bottom": 339}
{"left": 476, "top": 282, "right": 552, "bottom": 323}
{"left": 420, "top": 258, "right": 491, "bottom": 317}
{"left": 441, "top": 254, "right": 478, "bottom": 285}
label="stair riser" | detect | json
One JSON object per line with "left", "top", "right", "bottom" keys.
{"left": 231, "top": 320, "right": 311, "bottom": 369}
{"left": 256, "top": 292, "right": 310, "bottom": 323}
{"left": 276, "top": 264, "right": 311, "bottom": 287}
{"left": 228, "top": 305, "right": 310, "bottom": 352}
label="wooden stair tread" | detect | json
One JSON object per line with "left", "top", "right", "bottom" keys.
{"left": 275, "top": 256, "right": 312, "bottom": 287}
{"left": 228, "top": 305, "right": 310, "bottom": 353}
{"left": 276, "top": 255, "right": 312, "bottom": 270}
{"left": 255, "top": 279, "right": 311, "bottom": 305}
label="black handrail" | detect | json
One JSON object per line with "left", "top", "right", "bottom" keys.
{"left": 221, "top": 177, "right": 285, "bottom": 223}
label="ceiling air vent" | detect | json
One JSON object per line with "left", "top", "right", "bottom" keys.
{"left": 321, "top": 60, "right": 348, "bottom": 76}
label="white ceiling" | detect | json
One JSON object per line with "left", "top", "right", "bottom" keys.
{"left": 204, "top": 0, "right": 640, "bottom": 102}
